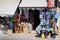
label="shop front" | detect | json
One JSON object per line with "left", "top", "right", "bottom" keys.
{"left": 0, "top": 0, "right": 57, "bottom": 35}
{"left": 18, "top": 0, "right": 56, "bottom": 30}
{"left": 17, "top": 8, "right": 56, "bottom": 30}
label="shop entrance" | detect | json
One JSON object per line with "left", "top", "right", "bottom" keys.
{"left": 28, "top": 9, "right": 40, "bottom": 30}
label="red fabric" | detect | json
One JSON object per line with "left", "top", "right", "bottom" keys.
{"left": 48, "top": 0, "right": 54, "bottom": 8}
{"left": 18, "top": 14, "right": 21, "bottom": 23}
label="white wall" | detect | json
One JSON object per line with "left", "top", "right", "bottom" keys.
{"left": 57, "top": 18, "right": 60, "bottom": 27}
{"left": 57, "top": 7, "right": 60, "bottom": 13}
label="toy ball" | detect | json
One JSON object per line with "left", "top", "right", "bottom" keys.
{"left": 50, "top": 28, "right": 53, "bottom": 31}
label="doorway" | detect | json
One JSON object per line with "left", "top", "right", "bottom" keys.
{"left": 28, "top": 9, "right": 40, "bottom": 30}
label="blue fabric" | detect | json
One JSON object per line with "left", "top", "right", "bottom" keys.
{"left": 40, "top": 30, "right": 42, "bottom": 36}
{"left": 46, "top": 0, "right": 48, "bottom": 3}
{"left": 46, "top": 12, "right": 50, "bottom": 18}
{"left": 52, "top": 12, "right": 55, "bottom": 15}
{"left": 51, "top": 35, "right": 56, "bottom": 39}
{"left": 55, "top": 13, "right": 60, "bottom": 19}
{"left": 40, "top": 11, "right": 45, "bottom": 14}
{"left": 2, "top": 31, "right": 6, "bottom": 34}
{"left": 9, "top": 22, "right": 14, "bottom": 29}
{"left": 36, "top": 24, "right": 43, "bottom": 34}
{"left": 52, "top": 18, "right": 55, "bottom": 22}
{"left": 36, "top": 24, "right": 43, "bottom": 31}
{"left": 40, "top": 18, "right": 46, "bottom": 25}
{"left": 51, "top": 8, "right": 56, "bottom": 11}
{"left": 46, "top": 18, "right": 50, "bottom": 25}
{"left": 47, "top": 28, "right": 51, "bottom": 32}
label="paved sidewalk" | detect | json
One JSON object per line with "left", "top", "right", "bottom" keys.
{"left": 0, "top": 28, "right": 60, "bottom": 40}
{"left": 0, "top": 33, "right": 59, "bottom": 40}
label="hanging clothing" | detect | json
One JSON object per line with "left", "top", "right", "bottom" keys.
{"left": 39, "top": 11, "right": 45, "bottom": 18}
{"left": 36, "top": 24, "right": 43, "bottom": 34}
{"left": 9, "top": 21, "right": 14, "bottom": 29}
{"left": 28, "top": 23, "right": 33, "bottom": 32}
{"left": 36, "top": 24, "right": 43, "bottom": 31}
{"left": 18, "top": 14, "right": 21, "bottom": 23}
{"left": 40, "top": 18, "right": 46, "bottom": 25}
{"left": 46, "top": 11, "right": 50, "bottom": 19}
{"left": 48, "top": 0, "right": 55, "bottom": 7}
{"left": 21, "top": 22, "right": 26, "bottom": 27}
{"left": 39, "top": 14, "right": 43, "bottom": 18}
{"left": 46, "top": 18, "right": 50, "bottom": 25}
{"left": 24, "top": 10, "right": 29, "bottom": 19}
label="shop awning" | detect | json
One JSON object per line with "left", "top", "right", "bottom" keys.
{"left": 0, "top": 0, "right": 20, "bottom": 17}
{"left": 19, "top": 0, "right": 47, "bottom": 7}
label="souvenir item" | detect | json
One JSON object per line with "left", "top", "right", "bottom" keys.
{"left": 41, "top": 33, "right": 45, "bottom": 40}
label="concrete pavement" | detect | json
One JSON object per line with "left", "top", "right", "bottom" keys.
{"left": 0, "top": 33, "right": 59, "bottom": 40}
